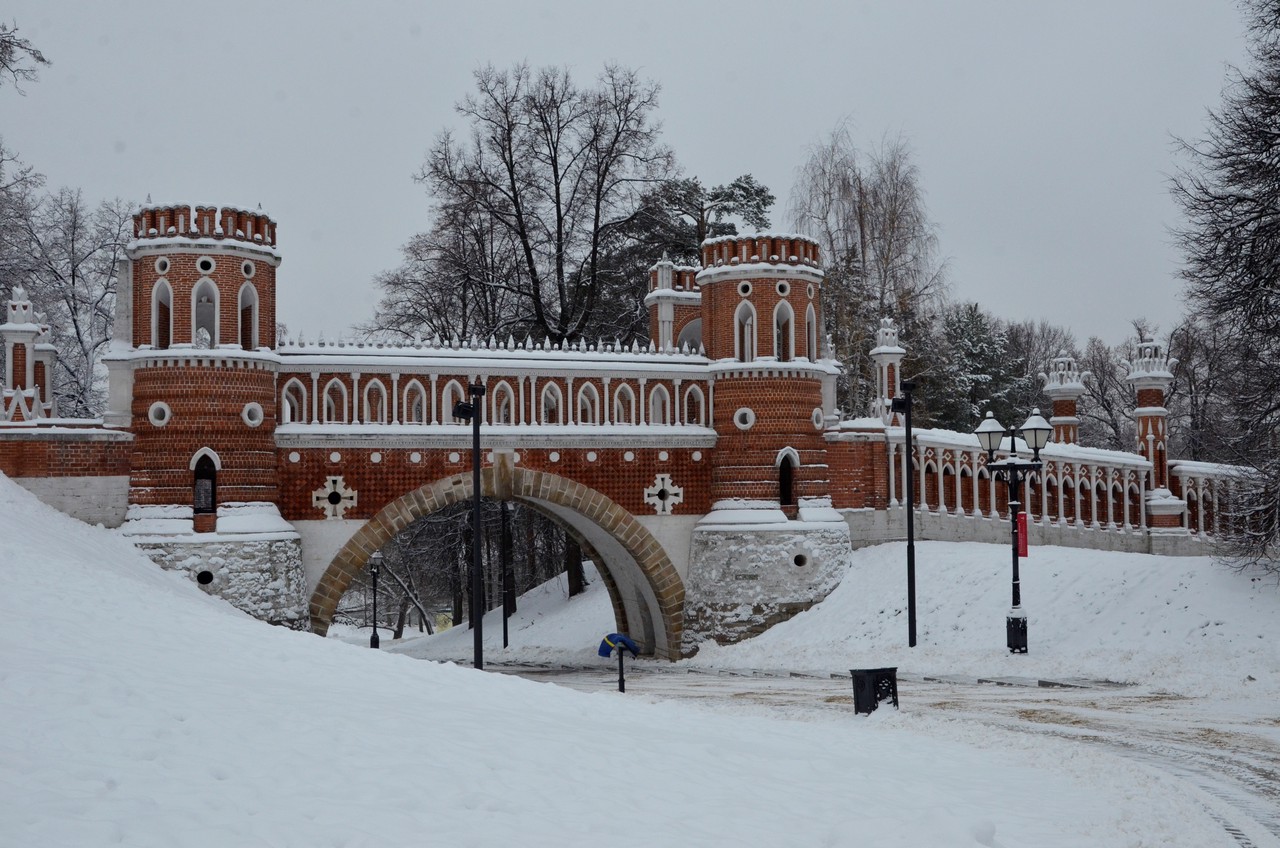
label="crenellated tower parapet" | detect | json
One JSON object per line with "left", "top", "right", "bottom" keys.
{"left": 1040, "top": 351, "right": 1090, "bottom": 445}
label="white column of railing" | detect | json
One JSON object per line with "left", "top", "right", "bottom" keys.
{"left": 391, "top": 374, "right": 400, "bottom": 424}
{"left": 351, "top": 373, "right": 360, "bottom": 424}
{"left": 887, "top": 440, "right": 898, "bottom": 506}
{"left": 310, "top": 372, "right": 319, "bottom": 424}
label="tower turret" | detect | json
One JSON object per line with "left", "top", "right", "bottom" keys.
{"left": 869, "top": 318, "right": 906, "bottom": 425}
{"left": 644, "top": 256, "right": 702, "bottom": 351}
{"left": 1040, "top": 351, "right": 1090, "bottom": 445}
{"left": 1125, "top": 337, "right": 1185, "bottom": 530}
{"left": 1, "top": 286, "right": 55, "bottom": 421}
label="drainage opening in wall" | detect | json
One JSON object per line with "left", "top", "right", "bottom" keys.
{"left": 793, "top": 554, "right": 809, "bottom": 567}
{"left": 196, "top": 570, "right": 214, "bottom": 585}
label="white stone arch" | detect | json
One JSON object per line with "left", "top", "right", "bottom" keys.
{"left": 683, "top": 384, "right": 706, "bottom": 426}
{"left": 280, "top": 378, "right": 308, "bottom": 424}
{"left": 363, "top": 379, "right": 388, "bottom": 424}
{"left": 649, "top": 384, "right": 671, "bottom": 425}
{"left": 237, "top": 282, "right": 259, "bottom": 349}
{"left": 805, "top": 303, "right": 818, "bottom": 361}
{"left": 322, "top": 378, "right": 348, "bottom": 424}
{"left": 191, "top": 278, "right": 219, "bottom": 347}
{"left": 773, "top": 300, "right": 795, "bottom": 362}
{"left": 775, "top": 446, "right": 801, "bottom": 468}
{"left": 442, "top": 379, "right": 466, "bottom": 424}
{"left": 577, "top": 382, "right": 600, "bottom": 425}
{"left": 776, "top": 446, "right": 800, "bottom": 507}
{"left": 402, "top": 379, "right": 428, "bottom": 424}
{"left": 491, "top": 380, "right": 516, "bottom": 424}
{"left": 188, "top": 446, "right": 223, "bottom": 470}
{"left": 735, "top": 301, "right": 757, "bottom": 362}
{"left": 540, "top": 382, "right": 564, "bottom": 425}
{"left": 151, "top": 278, "right": 173, "bottom": 349}
{"left": 613, "top": 383, "right": 636, "bottom": 424}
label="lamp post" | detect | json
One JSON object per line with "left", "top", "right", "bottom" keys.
{"left": 973, "top": 408, "right": 1052, "bottom": 654}
{"left": 452, "top": 382, "right": 487, "bottom": 670}
{"left": 890, "top": 380, "right": 917, "bottom": 648}
{"left": 368, "top": 550, "right": 382, "bottom": 649}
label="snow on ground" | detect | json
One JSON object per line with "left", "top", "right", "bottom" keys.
{"left": 1, "top": 470, "right": 1271, "bottom": 846}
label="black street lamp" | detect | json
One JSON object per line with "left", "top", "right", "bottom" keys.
{"left": 368, "top": 550, "right": 382, "bottom": 649}
{"left": 973, "top": 408, "right": 1052, "bottom": 654}
{"left": 890, "top": 380, "right": 918, "bottom": 648}
{"left": 452, "top": 382, "right": 487, "bottom": 670}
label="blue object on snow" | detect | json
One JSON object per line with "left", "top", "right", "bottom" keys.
{"left": 598, "top": 633, "right": 640, "bottom": 658}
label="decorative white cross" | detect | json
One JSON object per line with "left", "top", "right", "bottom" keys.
{"left": 313, "top": 476, "right": 358, "bottom": 519}
{"left": 644, "top": 473, "right": 684, "bottom": 515}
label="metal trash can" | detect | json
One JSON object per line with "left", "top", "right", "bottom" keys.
{"left": 851, "top": 667, "right": 899, "bottom": 714}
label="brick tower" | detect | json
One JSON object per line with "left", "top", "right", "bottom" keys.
{"left": 104, "top": 202, "right": 306, "bottom": 626}
{"left": 684, "top": 234, "right": 851, "bottom": 648}
{"left": 1125, "top": 338, "right": 1186, "bottom": 531}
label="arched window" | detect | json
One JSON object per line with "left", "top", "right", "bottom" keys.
{"left": 577, "top": 383, "right": 600, "bottom": 425}
{"left": 402, "top": 380, "right": 428, "bottom": 424}
{"left": 777, "top": 448, "right": 799, "bottom": 507}
{"left": 677, "top": 318, "right": 702, "bottom": 351}
{"left": 683, "top": 385, "right": 706, "bottom": 426}
{"left": 774, "top": 301, "right": 794, "bottom": 362}
{"left": 613, "top": 384, "right": 635, "bottom": 424}
{"left": 192, "top": 278, "right": 218, "bottom": 348}
{"left": 492, "top": 381, "right": 515, "bottom": 424}
{"left": 363, "top": 380, "right": 388, "bottom": 424}
{"left": 735, "top": 301, "right": 756, "bottom": 362}
{"left": 805, "top": 304, "right": 818, "bottom": 361}
{"left": 281, "top": 379, "right": 307, "bottom": 424}
{"left": 649, "top": 385, "right": 670, "bottom": 425}
{"left": 442, "top": 380, "right": 466, "bottom": 424}
{"left": 541, "top": 383, "right": 563, "bottom": 425}
{"left": 192, "top": 452, "right": 218, "bottom": 515}
{"left": 152, "top": 279, "right": 173, "bottom": 349}
{"left": 322, "top": 378, "right": 348, "bottom": 424}
{"left": 238, "top": 283, "right": 259, "bottom": 349}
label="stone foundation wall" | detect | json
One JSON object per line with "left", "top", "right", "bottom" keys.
{"left": 134, "top": 535, "right": 308, "bottom": 628}
{"left": 683, "top": 523, "right": 851, "bottom": 651}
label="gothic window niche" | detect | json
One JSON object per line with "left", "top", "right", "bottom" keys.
{"left": 192, "top": 278, "right": 219, "bottom": 347}
{"left": 152, "top": 279, "right": 173, "bottom": 349}
{"left": 193, "top": 453, "right": 218, "bottom": 531}
{"left": 774, "top": 301, "right": 794, "bottom": 362}
{"left": 238, "top": 282, "right": 259, "bottom": 349}
{"left": 735, "top": 301, "right": 756, "bottom": 362}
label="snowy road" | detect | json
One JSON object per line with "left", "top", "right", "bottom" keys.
{"left": 509, "top": 665, "right": 1280, "bottom": 848}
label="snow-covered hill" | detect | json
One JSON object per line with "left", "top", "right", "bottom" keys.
{"left": 2, "top": 470, "right": 1272, "bottom": 846}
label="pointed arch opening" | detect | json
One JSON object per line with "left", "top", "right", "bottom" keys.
{"left": 735, "top": 301, "right": 756, "bottom": 362}
{"left": 541, "top": 383, "right": 564, "bottom": 425}
{"left": 683, "top": 385, "right": 706, "bottom": 426}
{"left": 613, "top": 384, "right": 636, "bottom": 425}
{"left": 192, "top": 278, "right": 219, "bottom": 348}
{"left": 151, "top": 279, "right": 173, "bottom": 349}
{"left": 805, "top": 303, "right": 818, "bottom": 361}
{"left": 773, "top": 300, "right": 795, "bottom": 362}
{"left": 649, "top": 384, "right": 670, "bottom": 425}
{"left": 281, "top": 378, "right": 307, "bottom": 424}
{"left": 577, "top": 383, "right": 600, "bottom": 425}
{"left": 322, "top": 378, "right": 348, "bottom": 424}
{"left": 238, "top": 282, "right": 259, "bottom": 349}
{"left": 192, "top": 450, "right": 219, "bottom": 515}
{"left": 777, "top": 447, "right": 799, "bottom": 508}
{"left": 402, "top": 380, "right": 428, "bottom": 424}
{"left": 677, "top": 318, "right": 702, "bottom": 352}
{"left": 363, "top": 380, "right": 388, "bottom": 424}
{"left": 442, "top": 380, "right": 466, "bottom": 424}
{"left": 492, "top": 381, "right": 515, "bottom": 424}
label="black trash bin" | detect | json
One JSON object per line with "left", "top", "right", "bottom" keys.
{"left": 851, "top": 667, "right": 899, "bottom": 715}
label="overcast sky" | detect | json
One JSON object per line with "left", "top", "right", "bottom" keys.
{"left": 4, "top": 0, "right": 1250, "bottom": 346}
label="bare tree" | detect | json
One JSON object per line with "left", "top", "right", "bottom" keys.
{"left": 1172, "top": 0, "right": 1280, "bottom": 572}
{"left": 418, "top": 63, "right": 675, "bottom": 344}
{"left": 3, "top": 188, "right": 131, "bottom": 416}
{"left": 789, "top": 122, "right": 948, "bottom": 414}
{"left": 0, "top": 21, "right": 49, "bottom": 92}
